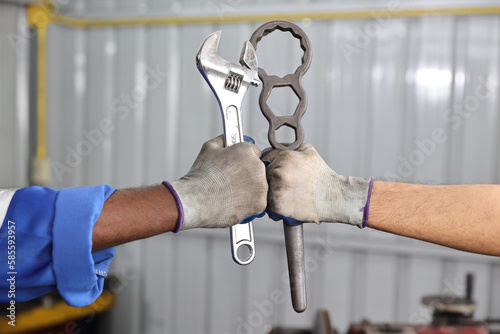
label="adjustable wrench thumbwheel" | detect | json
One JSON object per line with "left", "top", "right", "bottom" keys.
{"left": 196, "top": 30, "right": 261, "bottom": 265}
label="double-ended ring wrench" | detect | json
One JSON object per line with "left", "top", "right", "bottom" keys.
{"left": 196, "top": 31, "right": 261, "bottom": 265}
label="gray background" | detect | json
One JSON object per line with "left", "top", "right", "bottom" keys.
{"left": 1, "top": 0, "right": 500, "bottom": 333}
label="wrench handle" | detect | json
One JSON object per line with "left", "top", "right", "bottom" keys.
{"left": 222, "top": 104, "right": 257, "bottom": 265}
{"left": 284, "top": 223, "right": 307, "bottom": 312}
{"left": 231, "top": 222, "right": 256, "bottom": 265}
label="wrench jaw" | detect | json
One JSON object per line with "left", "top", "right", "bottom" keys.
{"left": 196, "top": 31, "right": 260, "bottom": 82}
{"left": 240, "top": 41, "right": 261, "bottom": 87}
{"left": 197, "top": 31, "right": 261, "bottom": 148}
{"left": 195, "top": 30, "right": 224, "bottom": 74}
{"left": 196, "top": 31, "right": 260, "bottom": 105}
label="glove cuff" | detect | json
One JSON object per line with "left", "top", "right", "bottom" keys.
{"left": 166, "top": 163, "right": 233, "bottom": 230}
{"left": 361, "top": 178, "right": 374, "bottom": 228}
{"left": 316, "top": 164, "right": 372, "bottom": 228}
{"left": 162, "top": 181, "right": 184, "bottom": 233}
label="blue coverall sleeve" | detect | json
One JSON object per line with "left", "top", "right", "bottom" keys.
{"left": 0, "top": 185, "right": 117, "bottom": 307}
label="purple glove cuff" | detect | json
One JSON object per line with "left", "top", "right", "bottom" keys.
{"left": 361, "top": 178, "right": 374, "bottom": 228}
{"left": 162, "top": 181, "right": 184, "bottom": 233}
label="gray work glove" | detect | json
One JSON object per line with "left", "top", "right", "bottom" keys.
{"left": 261, "top": 143, "right": 373, "bottom": 228}
{"left": 163, "top": 135, "right": 267, "bottom": 232}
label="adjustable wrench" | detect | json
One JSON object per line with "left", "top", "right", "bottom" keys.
{"left": 196, "top": 31, "right": 261, "bottom": 265}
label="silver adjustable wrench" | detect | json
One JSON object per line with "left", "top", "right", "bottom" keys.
{"left": 196, "top": 31, "right": 261, "bottom": 265}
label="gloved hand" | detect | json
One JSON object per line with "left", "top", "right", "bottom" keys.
{"left": 261, "top": 143, "right": 373, "bottom": 228}
{"left": 163, "top": 136, "right": 267, "bottom": 232}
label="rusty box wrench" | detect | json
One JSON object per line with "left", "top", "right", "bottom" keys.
{"left": 196, "top": 31, "right": 261, "bottom": 265}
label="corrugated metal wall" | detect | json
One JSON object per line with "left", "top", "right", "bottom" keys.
{"left": 2, "top": 1, "right": 500, "bottom": 333}
{"left": 0, "top": 2, "right": 29, "bottom": 188}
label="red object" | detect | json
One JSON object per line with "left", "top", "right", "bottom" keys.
{"left": 348, "top": 323, "right": 489, "bottom": 334}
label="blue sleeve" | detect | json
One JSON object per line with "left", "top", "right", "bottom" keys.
{"left": 0, "top": 185, "right": 116, "bottom": 307}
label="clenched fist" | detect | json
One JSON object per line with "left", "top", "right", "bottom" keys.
{"left": 262, "top": 143, "right": 372, "bottom": 228}
{"left": 165, "top": 136, "right": 268, "bottom": 231}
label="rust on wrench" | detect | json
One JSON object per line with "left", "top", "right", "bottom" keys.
{"left": 250, "top": 20, "right": 312, "bottom": 313}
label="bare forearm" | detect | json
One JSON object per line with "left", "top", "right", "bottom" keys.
{"left": 367, "top": 181, "right": 500, "bottom": 256}
{"left": 92, "top": 185, "right": 178, "bottom": 252}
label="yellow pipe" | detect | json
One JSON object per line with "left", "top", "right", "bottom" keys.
{"left": 36, "top": 25, "right": 48, "bottom": 158}
{"left": 0, "top": 290, "right": 114, "bottom": 333}
{"left": 27, "top": 5, "right": 52, "bottom": 159}
{"left": 51, "top": 6, "right": 500, "bottom": 28}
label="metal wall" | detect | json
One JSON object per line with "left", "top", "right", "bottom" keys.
{"left": 0, "top": 2, "right": 29, "bottom": 188}
{"left": 3, "top": 0, "right": 500, "bottom": 333}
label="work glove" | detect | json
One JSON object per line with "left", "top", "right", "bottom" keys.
{"left": 261, "top": 143, "right": 373, "bottom": 228}
{"left": 163, "top": 135, "right": 267, "bottom": 232}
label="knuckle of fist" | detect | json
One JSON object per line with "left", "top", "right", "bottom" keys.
{"left": 271, "top": 168, "right": 292, "bottom": 185}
